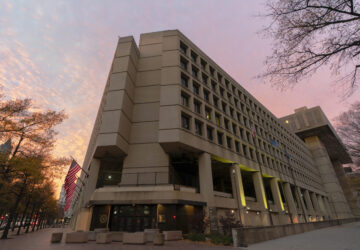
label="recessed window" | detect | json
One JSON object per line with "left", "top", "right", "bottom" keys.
{"left": 203, "top": 90, "right": 210, "bottom": 102}
{"left": 224, "top": 119, "right": 229, "bottom": 130}
{"left": 180, "top": 57, "right": 188, "bottom": 70}
{"left": 220, "top": 87, "right": 224, "bottom": 97}
{"left": 237, "top": 113, "right": 241, "bottom": 122}
{"left": 190, "top": 51, "right": 198, "bottom": 62}
{"left": 242, "top": 144, "right": 247, "bottom": 156}
{"left": 225, "top": 79, "right": 229, "bottom": 89}
{"left": 222, "top": 102, "right": 227, "bottom": 113}
{"left": 217, "top": 73, "right": 222, "bottom": 82}
{"left": 232, "top": 123, "right": 237, "bottom": 135}
{"left": 213, "top": 96, "right": 219, "bottom": 108}
{"left": 211, "top": 81, "right": 217, "bottom": 92}
{"left": 192, "top": 66, "right": 198, "bottom": 78}
{"left": 195, "top": 120, "right": 202, "bottom": 136}
{"left": 180, "top": 42, "right": 187, "bottom": 55}
{"left": 226, "top": 136, "right": 232, "bottom": 148}
{"left": 181, "top": 74, "right": 189, "bottom": 88}
{"left": 181, "top": 92, "right": 189, "bottom": 107}
{"left": 181, "top": 114, "right": 190, "bottom": 130}
{"left": 207, "top": 126, "right": 213, "bottom": 141}
{"left": 235, "top": 141, "right": 240, "bottom": 152}
{"left": 205, "top": 107, "right": 211, "bottom": 120}
{"left": 230, "top": 107, "right": 234, "bottom": 117}
{"left": 209, "top": 66, "right": 215, "bottom": 77}
{"left": 194, "top": 100, "right": 201, "bottom": 114}
{"left": 201, "top": 59, "right": 207, "bottom": 70}
{"left": 193, "top": 82, "right": 200, "bottom": 95}
{"left": 217, "top": 132, "right": 223, "bottom": 145}
{"left": 201, "top": 73, "right": 208, "bottom": 85}
{"left": 215, "top": 113, "right": 221, "bottom": 126}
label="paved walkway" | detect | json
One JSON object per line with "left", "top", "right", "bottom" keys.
{"left": 0, "top": 222, "right": 359, "bottom": 250}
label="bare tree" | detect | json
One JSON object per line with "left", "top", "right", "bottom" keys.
{"left": 262, "top": 0, "right": 360, "bottom": 96}
{"left": 336, "top": 101, "right": 360, "bottom": 165}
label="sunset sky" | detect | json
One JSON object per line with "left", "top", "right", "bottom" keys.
{"left": 1, "top": 0, "right": 360, "bottom": 195}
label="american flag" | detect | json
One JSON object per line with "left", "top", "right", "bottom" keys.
{"left": 64, "top": 160, "right": 81, "bottom": 211}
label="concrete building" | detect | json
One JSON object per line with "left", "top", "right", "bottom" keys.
{"left": 72, "top": 30, "right": 355, "bottom": 233}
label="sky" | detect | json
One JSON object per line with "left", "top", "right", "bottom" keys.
{"left": 1, "top": 0, "right": 360, "bottom": 195}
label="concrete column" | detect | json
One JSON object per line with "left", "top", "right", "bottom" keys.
{"left": 230, "top": 165, "right": 246, "bottom": 225}
{"left": 270, "top": 178, "right": 284, "bottom": 212}
{"left": 283, "top": 183, "right": 298, "bottom": 222}
{"left": 310, "top": 192, "right": 321, "bottom": 215}
{"left": 323, "top": 197, "right": 335, "bottom": 219}
{"left": 296, "top": 187, "right": 309, "bottom": 221}
{"left": 198, "top": 152, "right": 217, "bottom": 232}
{"left": 253, "top": 172, "right": 267, "bottom": 210}
{"left": 304, "top": 190, "right": 315, "bottom": 215}
{"left": 317, "top": 195, "right": 328, "bottom": 217}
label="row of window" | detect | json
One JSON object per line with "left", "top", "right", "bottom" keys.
{"left": 179, "top": 40, "right": 316, "bottom": 178}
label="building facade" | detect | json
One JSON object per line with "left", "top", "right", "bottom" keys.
{"left": 72, "top": 30, "right": 354, "bottom": 233}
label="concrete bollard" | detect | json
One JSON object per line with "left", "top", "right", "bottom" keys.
{"left": 145, "top": 229, "right": 160, "bottom": 242}
{"left": 111, "top": 231, "right": 124, "bottom": 242}
{"left": 232, "top": 227, "right": 248, "bottom": 248}
{"left": 153, "top": 233, "right": 165, "bottom": 245}
{"left": 65, "top": 232, "right": 88, "bottom": 243}
{"left": 51, "top": 232, "right": 63, "bottom": 243}
{"left": 96, "top": 232, "right": 112, "bottom": 244}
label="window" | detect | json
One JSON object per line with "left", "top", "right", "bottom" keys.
{"left": 211, "top": 81, "right": 217, "bottom": 91}
{"left": 242, "top": 144, "right": 247, "bottom": 156}
{"left": 249, "top": 148, "right": 255, "bottom": 160}
{"left": 181, "top": 74, "right": 189, "bottom": 88}
{"left": 241, "top": 103, "right": 245, "bottom": 112}
{"left": 213, "top": 96, "right": 219, "bottom": 108}
{"left": 220, "top": 87, "right": 224, "bottom": 97}
{"left": 181, "top": 114, "right": 190, "bottom": 130}
{"left": 205, "top": 107, "right": 211, "bottom": 120}
{"left": 230, "top": 107, "right": 234, "bottom": 117}
{"left": 222, "top": 102, "right": 227, "bottom": 113}
{"left": 235, "top": 141, "right": 240, "bottom": 152}
{"left": 215, "top": 113, "right": 221, "bottom": 126}
{"left": 217, "top": 132, "right": 223, "bottom": 145}
{"left": 225, "top": 79, "right": 229, "bottom": 89}
{"left": 207, "top": 126, "right": 213, "bottom": 140}
{"left": 237, "top": 113, "right": 241, "bottom": 122}
{"left": 191, "top": 51, "right": 198, "bottom": 62}
{"left": 209, "top": 66, "right": 215, "bottom": 76}
{"left": 226, "top": 136, "right": 232, "bottom": 148}
{"left": 201, "top": 59, "right": 207, "bottom": 70}
{"left": 202, "top": 74, "right": 208, "bottom": 85}
{"left": 181, "top": 93, "right": 189, "bottom": 107}
{"left": 232, "top": 123, "right": 237, "bottom": 135}
{"left": 193, "top": 82, "right": 200, "bottom": 95}
{"left": 243, "top": 117, "right": 248, "bottom": 127}
{"left": 180, "top": 57, "right": 188, "bottom": 70}
{"left": 194, "top": 100, "right": 201, "bottom": 114}
{"left": 218, "top": 73, "right": 222, "bottom": 82}
{"left": 192, "top": 66, "right": 198, "bottom": 78}
{"left": 246, "top": 131, "right": 251, "bottom": 143}
{"left": 195, "top": 120, "right": 202, "bottom": 135}
{"left": 180, "top": 42, "right": 187, "bottom": 55}
{"left": 240, "top": 127, "right": 244, "bottom": 139}
{"left": 203, "top": 90, "right": 210, "bottom": 102}
{"left": 224, "top": 119, "right": 229, "bottom": 130}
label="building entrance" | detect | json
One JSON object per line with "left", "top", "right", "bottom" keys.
{"left": 109, "top": 205, "right": 157, "bottom": 232}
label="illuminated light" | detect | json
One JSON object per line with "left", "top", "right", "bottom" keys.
{"left": 246, "top": 211, "right": 249, "bottom": 214}
{"left": 246, "top": 207, "right": 250, "bottom": 210}
{"left": 0, "top": 216, "right": 4, "bottom": 220}
{"left": 172, "top": 215, "right": 176, "bottom": 219}
{"left": 108, "top": 175, "right": 112, "bottom": 179}
{"left": 211, "top": 155, "right": 234, "bottom": 164}
{"left": 256, "top": 211, "right": 260, "bottom": 215}
{"left": 231, "top": 210, "right": 235, "bottom": 214}
{"left": 285, "top": 120, "right": 289, "bottom": 124}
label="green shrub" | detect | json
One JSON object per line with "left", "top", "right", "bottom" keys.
{"left": 184, "top": 233, "right": 206, "bottom": 241}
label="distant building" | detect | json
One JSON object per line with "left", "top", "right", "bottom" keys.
{"left": 72, "top": 30, "right": 355, "bottom": 233}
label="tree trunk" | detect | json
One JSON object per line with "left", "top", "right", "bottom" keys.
{"left": 17, "top": 197, "right": 31, "bottom": 235}
{"left": 1, "top": 176, "right": 27, "bottom": 239}
{"left": 11, "top": 213, "right": 18, "bottom": 232}
{"left": 31, "top": 208, "right": 40, "bottom": 232}
{"left": 25, "top": 205, "right": 36, "bottom": 233}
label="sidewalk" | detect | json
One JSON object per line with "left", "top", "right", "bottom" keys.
{"left": 0, "top": 222, "right": 359, "bottom": 250}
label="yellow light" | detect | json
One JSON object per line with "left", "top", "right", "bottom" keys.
{"left": 285, "top": 120, "right": 289, "bottom": 124}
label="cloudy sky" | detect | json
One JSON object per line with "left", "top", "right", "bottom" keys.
{"left": 1, "top": 0, "right": 359, "bottom": 193}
